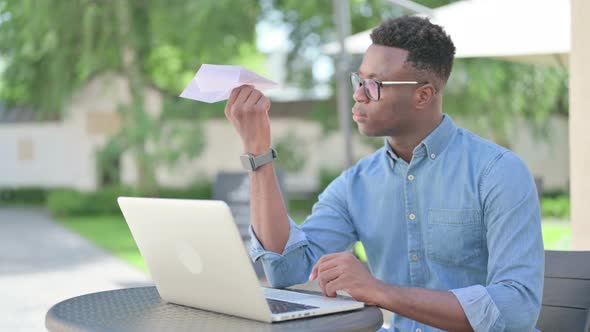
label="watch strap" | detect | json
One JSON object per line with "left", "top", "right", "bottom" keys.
{"left": 241, "top": 148, "right": 278, "bottom": 171}
{"left": 252, "top": 148, "right": 277, "bottom": 169}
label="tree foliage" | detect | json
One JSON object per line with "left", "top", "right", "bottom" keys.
{"left": 446, "top": 59, "right": 568, "bottom": 145}
{"left": 0, "top": 0, "right": 261, "bottom": 192}
{"left": 263, "top": 0, "right": 568, "bottom": 147}
{"left": 0, "top": 0, "right": 260, "bottom": 115}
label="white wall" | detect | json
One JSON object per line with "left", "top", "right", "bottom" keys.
{"left": 570, "top": 0, "right": 590, "bottom": 249}
{"left": 0, "top": 122, "right": 95, "bottom": 189}
{"left": 456, "top": 115, "right": 570, "bottom": 191}
{"left": 511, "top": 116, "right": 569, "bottom": 191}
{"left": 0, "top": 73, "right": 161, "bottom": 191}
{"left": 140, "top": 118, "right": 376, "bottom": 192}
{"left": 138, "top": 115, "right": 569, "bottom": 193}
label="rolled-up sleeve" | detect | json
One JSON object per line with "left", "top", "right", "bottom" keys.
{"left": 249, "top": 217, "right": 308, "bottom": 262}
{"left": 247, "top": 217, "right": 311, "bottom": 288}
{"left": 451, "top": 151, "right": 544, "bottom": 332}
{"left": 248, "top": 169, "right": 359, "bottom": 288}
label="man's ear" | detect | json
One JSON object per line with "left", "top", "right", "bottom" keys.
{"left": 414, "top": 84, "right": 436, "bottom": 109}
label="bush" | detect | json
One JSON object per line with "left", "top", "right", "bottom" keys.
{"left": 318, "top": 168, "right": 343, "bottom": 194}
{"left": 157, "top": 182, "right": 212, "bottom": 200}
{"left": 46, "top": 189, "right": 87, "bottom": 216}
{"left": 541, "top": 195, "right": 570, "bottom": 219}
{"left": 284, "top": 168, "right": 344, "bottom": 221}
{"left": 289, "top": 198, "right": 316, "bottom": 215}
{"left": 47, "top": 187, "right": 138, "bottom": 217}
{"left": 0, "top": 187, "right": 48, "bottom": 205}
{"left": 47, "top": 182, "right": 213, "bottom": 217}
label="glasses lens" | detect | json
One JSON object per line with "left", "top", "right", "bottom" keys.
{"left": 350, "top": 73, "right": 380, "bottom": 100}
{"left": 364, "top": 79, "right": 379, "bottom": 100}
{"left": 350, "top": 73, "right": 361, "bottom": 93}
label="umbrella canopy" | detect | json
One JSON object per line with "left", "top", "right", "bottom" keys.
{"left": 324, "top": 0, "right": 570, "bottom": 67}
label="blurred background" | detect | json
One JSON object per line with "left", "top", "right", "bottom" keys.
{"left": 0, "top": 0, "right": 585, "bottom": 330}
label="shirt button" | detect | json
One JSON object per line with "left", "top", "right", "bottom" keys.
{"left": 430, "top": 153, "right": 436, "bottom": 159}
{"left": 407, "top": 174, "right": 414, "bottom": 181}
{"left": 416, "top": 329, "right": 422, "bottom": 332}
{"left": 411, "top": 254, "right": 419, "bottom": 261}
{"left": 409, "top": 213, "right": 416, "bottom": 220}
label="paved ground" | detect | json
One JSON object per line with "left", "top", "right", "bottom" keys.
{"left": 0, "top": 207, "right": 152, "bottom": 332}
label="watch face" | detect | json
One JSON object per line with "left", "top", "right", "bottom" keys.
{"left": 240, "top": 155, "right": 255, "bottom": 170}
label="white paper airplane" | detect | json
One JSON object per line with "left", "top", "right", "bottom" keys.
{"left": 180, "top": 64, "right": 278, "bottom": 103}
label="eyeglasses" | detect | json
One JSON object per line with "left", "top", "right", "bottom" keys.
{"left": 350, "top": 72, "right": 428, "bottom": 101}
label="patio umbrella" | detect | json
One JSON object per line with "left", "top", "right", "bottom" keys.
{"left": 323, "top": 0, "right": 570, "bottom": 67}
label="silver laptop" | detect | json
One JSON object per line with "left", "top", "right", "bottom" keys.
{"left": 117, "top": 197, "right": 364, "bottom": 322}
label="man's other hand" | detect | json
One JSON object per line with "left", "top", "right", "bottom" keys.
{"left": 309, "top": 251, "right": 384, "bottom": 306}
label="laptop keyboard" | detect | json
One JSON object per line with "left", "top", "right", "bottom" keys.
{"left": 266, "top": 298, "right": 319, "bottom": 314}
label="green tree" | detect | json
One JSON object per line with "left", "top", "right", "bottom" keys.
{"left": 263, "top": 0, "right": 568, "bottom": 149}
{"left": 274, "top": 131, "right": 307, "bottom": 172}
{"left": 445, "top": 59, "right": 568, "bottom": 147}
{"left": 0, "top": 0, "right": 261, "bottom": 193}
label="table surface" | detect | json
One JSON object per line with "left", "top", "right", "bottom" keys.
{"left": 46, "top": 286, "right": 384, "bottom": 332}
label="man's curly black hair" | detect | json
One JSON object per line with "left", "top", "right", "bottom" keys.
{"left": 370, "top": 16, "right": 456, "bottom": 86}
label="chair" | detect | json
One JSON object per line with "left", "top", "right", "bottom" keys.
{"left": 212, "top": 170, "right": 287, "bottom": 279}
{"left": 536, "top": 250, "right": 590, "bottom": 331}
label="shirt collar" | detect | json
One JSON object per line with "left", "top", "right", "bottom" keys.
{"left": 383, "top": 113, "right": 457, "bottom": 163}
{"left": 384, "top": 138, "right": 401, "bottom": 163}
{"left": 421, "top": 114, "right": 457, "bottom": 159}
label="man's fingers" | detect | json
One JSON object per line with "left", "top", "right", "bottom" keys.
{"left": 317, "top": 266, "right": 342, "bottom": 296}
{"left": 233, "top": 85, "right": 254, "bottom": 110}
{"left": 244, "top": 89, "right": 263, "bottom": 110}
{"left": 255, "top": 95, "right": 271, "bottom": 113}
{"left": 309, "top": 252, "right": 345, "bottom": 281}
{"left": 324, "top": 277, "right": 342, "bottom": 297}
{"left": 316, "top": 256, "right": 342, "bottom": 278}
{"left": 319, "top": 258, "right": 341, "bottom": 273}
{"left": 309, "top": 256, "right": 328, "bottom": 281}
{"left": 227, "top": 87, "right": 242, "bottom": 107}
{"left": 309, "top": 262, "right": 319, "bottom": 281}
{"left": 224, "top": 87, "right": 240, "bottom": 118}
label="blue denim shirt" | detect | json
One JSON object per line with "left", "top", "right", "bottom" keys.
{"left": 249, "top": 114, "right": 544, "bottom": 332}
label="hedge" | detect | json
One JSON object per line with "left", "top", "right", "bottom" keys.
{"left": 46, "top": 183, "right": 212, "bottom": 217}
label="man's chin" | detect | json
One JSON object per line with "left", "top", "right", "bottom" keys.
{"left": 357, "top": 125, "right": 382, "bottom": 137}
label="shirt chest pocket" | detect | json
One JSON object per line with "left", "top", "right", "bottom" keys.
{"left": 426, "top": 209, "right": 484, "bottom": 266}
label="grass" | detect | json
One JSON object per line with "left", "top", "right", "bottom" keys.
{"left": 540, "top": 221, "right": 571, "bottom": 250}
{"left": 58, "top": 215, "right": 148, "bottom": 271}
{"left": 58, "top": 215, "right": 572, "bottom": 270}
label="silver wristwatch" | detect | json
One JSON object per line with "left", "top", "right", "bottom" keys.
{"left": 240, "top": 148, "right": 278, "bottom": 171}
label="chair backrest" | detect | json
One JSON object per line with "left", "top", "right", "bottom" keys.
{"left": 213, "top": 171, "right": 287, "bottom": 241}
{"left": 536, "top": 250, "right": 590, "bottom": 331}
{"left": 212, "top": 171, "right": 287, "bottom": 280}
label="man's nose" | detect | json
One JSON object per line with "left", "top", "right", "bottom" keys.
{"left": 352, "top": 85, "right": 369, "bottom": 103}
